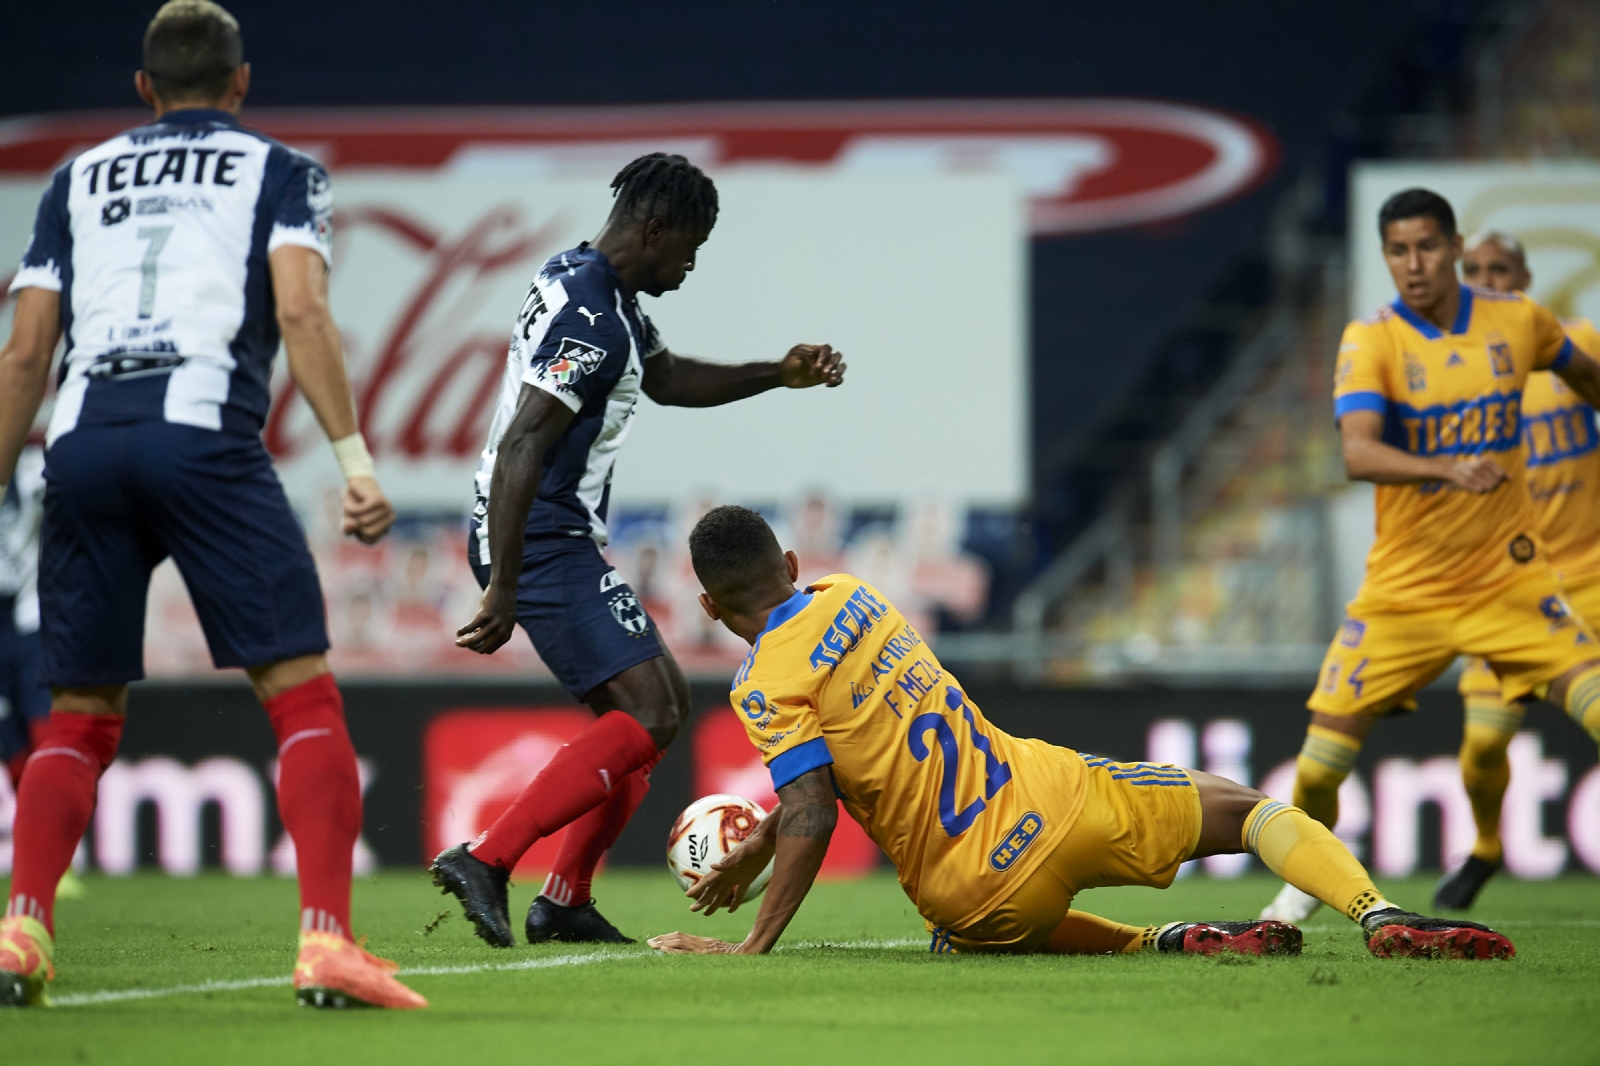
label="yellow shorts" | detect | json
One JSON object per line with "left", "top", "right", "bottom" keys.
{"left": 1459, "top": 570, "right": 1600, "bottom": 702}
{"left": 1308, "top": 560, "right": 1600, "bottom": 718}
{"left": 937, "top": 758, "right": 1201, "bottom": 954}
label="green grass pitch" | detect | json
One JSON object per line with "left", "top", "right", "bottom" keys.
{"left": 4, "top": 870, "right": 1598, "bottom": 1065}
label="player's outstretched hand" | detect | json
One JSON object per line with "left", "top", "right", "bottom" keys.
{"left": 647, "top": 932, "right": 741, "bottom": 955}
{"left": 687, "top": 844, "right": 765, "bottom": 916}
{"left": 455, "top": 586, "right": 518, "bottom": 654}
{"left": 342, "top": 476, "right": 396, "bottom": 544}
{"left": 1447, "top": 457, "right": 1509, "bottom": 494}
{"left": 780, "top": 344, "right": 846, "bottom": 388}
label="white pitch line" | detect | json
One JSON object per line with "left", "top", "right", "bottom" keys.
{"left": 54, "top": 976, "right": 292, "bottom": 1007}
{"left": 50, "top": 938, "right": 925, "bottom": 1007}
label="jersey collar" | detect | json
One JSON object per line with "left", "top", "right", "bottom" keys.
{"left": 1390, "top": 285, "right": 1474, "bottom": 340}
{"left": 757, "top": 588, "right": 814, "bottom": 639}
{"left": 156, "top": 108, "right": 241, "bottom": 128}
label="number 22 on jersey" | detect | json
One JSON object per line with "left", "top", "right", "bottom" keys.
{"left": 907, "top": 686, "right": 1013, "bottom": 837}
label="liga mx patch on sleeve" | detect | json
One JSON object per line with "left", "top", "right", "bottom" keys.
{"left": 989, "top": 812, "right": 1044, "bottom": 871}
{"left": 536, "top": 337, "right": 608, "bottom": 390}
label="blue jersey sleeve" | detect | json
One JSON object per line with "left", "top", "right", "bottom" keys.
{"left": 263, "top": 145, "right": 333, "bottom": 266}
{"left": 9, "top": 166, "right": 71, "bottom": 294}
{"left": 521, "top": 309, "right": 632, "bottom": 413}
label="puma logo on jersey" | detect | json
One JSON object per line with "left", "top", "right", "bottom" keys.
{"left": 577, "top": 306, "right": 603, "bottom": 326}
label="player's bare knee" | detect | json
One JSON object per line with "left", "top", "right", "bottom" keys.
{"left": 632, "top": 704, "right": 679, "bottom": 750}
{"left": 51, "top": 684, "right": 129, "bottom": 716}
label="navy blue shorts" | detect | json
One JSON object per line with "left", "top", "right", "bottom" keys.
{"left": 0, "top": 621, "right": 50, "bottom": 761}
{"left": 39, "top": 423, "right": 329, "bottom": 686}
{"left": 467, "top": 527, "right": 663, "bottom": 700}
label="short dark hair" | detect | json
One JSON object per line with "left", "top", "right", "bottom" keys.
{"left": 609, "top": 153, "right": 719, "bottom": 233}
{"left": 144, "top": 1, "right": 242, "bottom": 104}
{"left": 689, "top": 505, "right": 784, "bottom": 595}
{"left": 1378, "top": 188, "right": 1457, "bottom": 241}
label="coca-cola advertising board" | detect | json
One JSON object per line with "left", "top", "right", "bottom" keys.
{"left": 0, "top": 171, "right": 1026, "bottom": 510}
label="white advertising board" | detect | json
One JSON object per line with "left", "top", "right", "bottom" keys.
{"left": 0, "top": 172, "right": 1025, "bottom": 512}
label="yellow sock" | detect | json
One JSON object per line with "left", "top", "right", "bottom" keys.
{"left": 1243, "top": 799, "right": 1390, "bottom": 923}
{"left": 1292, "top": 725, "right": 1361, "bottom": 827}
{"left": 1564, "top": 664, "right": 1600, "bottom": 745}
{"left": 1460, "top": 701, "right": 1520, "bottom": 864}
{"left": 1042, "top": 910, "right": 1152, "bottom": 955}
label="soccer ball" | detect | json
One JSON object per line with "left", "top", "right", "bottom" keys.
{"left": 666, "top": 793, "right": 774, "bottom": 901}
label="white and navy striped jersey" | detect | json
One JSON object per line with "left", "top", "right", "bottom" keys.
{"left": 8, "top": 109, "right": 332, "bottom": 443}
{"left": 471, "top": 243, "right": 665, "bottom": 559}
{"left": 0, "top": 446, "right": 45, "bottom": 635}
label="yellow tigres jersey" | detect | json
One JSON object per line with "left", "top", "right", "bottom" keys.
{"left": 730, "top": 574, "right": 1088, "bottom": 930}
{"left": 1522, "top": 318, "right": 1600, "bottom": 586}
{"left": 1333, "top": 285, "right": 1573, "bottom": 608}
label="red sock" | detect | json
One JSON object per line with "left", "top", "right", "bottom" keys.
{"left": 3, "top": 751, "right": 28, "bottom": 792}
{"left": 4, "top": 717, "right": 49, "bottom": 789}
{"left": 6, "top": 713, "right": 123, "bottom": 935}
{"left": 470, "top": 710, "right": 660, "bottom": 872}
{"left": 265, "top": 674, "right": 360, "bottom": 941}
{"left": 541, "top": 754, "right": 660, "bottom": 906}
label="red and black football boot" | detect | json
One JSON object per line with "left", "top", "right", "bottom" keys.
{"left": 1156, "top": 920, "right": 1303, "bottom": 956}
{"left": 1360, "top": 907, "right": 1515, "bottom": 960}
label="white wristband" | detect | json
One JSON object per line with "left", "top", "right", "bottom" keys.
{"left": 330, "top": 433, "right": 376, "bottom": 482}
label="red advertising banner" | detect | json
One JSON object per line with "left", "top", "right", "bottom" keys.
{"left": 421, "top": 708, "right": 595, "bottom": 875}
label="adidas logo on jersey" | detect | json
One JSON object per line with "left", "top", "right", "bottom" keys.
{"left": 1446, "top": 351, "right": 1466, "bottom": 367}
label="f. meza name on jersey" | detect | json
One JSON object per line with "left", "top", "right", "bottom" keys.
{"left": 471, "top": 244, "right": 666, "bottom": 557}
{"left": 9, "top": 109, "right": 333, "bottom": 443}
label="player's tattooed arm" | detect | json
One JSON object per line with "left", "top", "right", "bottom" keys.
{"left": 1554, "top": 346, "right": 1600, "bottom": 412}
{"left": 0, "top": 287, "right": 60, "bottom": 488}
{"left": 641, "top": 344, "right": 845, "bottom": 407}
{"left": 1339, "top": 409, "right": 1507, "bottom": 493}
{"left": 650, "top": 766, "right": 837, "bottom": 956}
{"left": 455, "top": 384, "right": 575, "bottom": 654}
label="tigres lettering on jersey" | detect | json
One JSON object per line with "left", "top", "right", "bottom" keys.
{"left": 731, "top": 575, "right": 1089, "bottom": 930}
{"left": 1332, "top": 285, "right": 1572, "bottom": 608}
{"left": 1520, "top": 318, "right": 1600, "bottom": 585}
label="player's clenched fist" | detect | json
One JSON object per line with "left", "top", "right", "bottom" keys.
{"left": 780, "top": 344, "right": 846, "bottom": 388}
{"left": 1446, "top": 457, "right": 1509, "bottom": 494}
{"left": 341, "top": 476, "right": 396, "bottom": 544}
{"left": 456, "top": 584, "right": 519, "bottom": 654}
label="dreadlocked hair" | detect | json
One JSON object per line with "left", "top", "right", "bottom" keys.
{"left": 609, "top": 153, "right": 719, "bottom": 232}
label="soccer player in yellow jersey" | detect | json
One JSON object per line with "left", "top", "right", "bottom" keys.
{"left": 1261, "top": 189, "right": 1600, "bottom": 925}
{"left": 647, "top": 507, "right": 1513, "bottom": 960}
{"left": 1434, "top": 230, "right": 1600, "bottom": 909}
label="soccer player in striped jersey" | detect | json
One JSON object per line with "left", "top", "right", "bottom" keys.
{"left": 0, "top": 2, "right": 422, "bottom": 1009}
{"left": 646, "top": 507, "right": 1510, "bottom": 960}
{"left": 433, "top": 154, "right": 846, "bottom": 948}
{"left": 1437, "top": 230, "right": 1600, "bottom": 909}
{"left": 1261, "top": 189, "right": 1600, "bottom": 925}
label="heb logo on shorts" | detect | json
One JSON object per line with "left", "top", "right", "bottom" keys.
{"left": 990, "top": 811, "right": 1045, "bottom": 872}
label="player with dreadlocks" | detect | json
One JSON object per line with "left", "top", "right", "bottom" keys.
{"left": 433, "top": 153, "right": 846, "bottom": 947}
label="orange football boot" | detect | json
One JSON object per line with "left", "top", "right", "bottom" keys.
{"left": 293, "top": 931, "right": 426, "bottom": 1009}
{"left": 0, "top": 916, "right": 55, "bottom": 1007}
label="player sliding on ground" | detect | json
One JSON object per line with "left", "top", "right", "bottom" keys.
{"left": 434, "top": 153, "right": 845, "bottom": 948}
{"left": 647, "top": 507, "right": 1513, "bottom": 960}
{"left": 1437, "top": 231, "right": 1600, "bottom": 910}
{"left": 1262, "top": 189, "right": 1600, "bottom": 925}
{"left": 0, "top": 2, "right": 423, "bottom": 1008}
